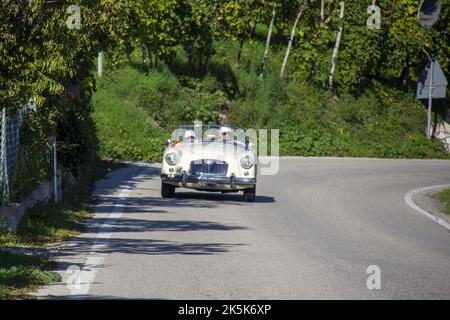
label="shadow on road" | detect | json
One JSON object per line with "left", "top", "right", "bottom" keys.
{"left": 173, "top": 192, "right": 275, "bottom": 203}
{"left": 87, "top": 217, "right": 248, "bottom": 233}
{"left": 57, "top": 237, "right": 245, "bottom": 256}
{"left": 49, "top": 163, "right": 257, "bottom": 264}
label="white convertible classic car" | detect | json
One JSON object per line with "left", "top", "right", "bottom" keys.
{"left": 161, "top": 124, "right": 257, "bottom": 202}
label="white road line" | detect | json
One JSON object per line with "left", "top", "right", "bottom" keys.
{"left": 404, "top": 184, "right": 450, "bottom": 231}
{"left": 68, "top": 188, "right": 130, "bottom": 297}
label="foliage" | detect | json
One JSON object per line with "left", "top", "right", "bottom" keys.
{"left": 92, "top": 67, "right": 166, "bottom": 161}
{"left": 0, "top": 250, "right": 61, "bottom": 299}
{"left": 92, "top": 62, "right": 230, "bottom": 161}
{"left": 0, "top": 200, "right": 89, "bottom": 298}
{"left": 1, "top": 0, "right": 449, "bottom": 175}
{"left": 0, "top": 203, "right": 90, "bottom": 247}
{"left": 432, "top": 188, "right": 450, "bottom": 215}
{"left": 93, "top": 40, "right": 449, "bottom": 161}
{"left": 291, "top": 0, "right": 449, "bottom": 92}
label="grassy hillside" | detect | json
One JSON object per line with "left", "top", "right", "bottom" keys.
{"left": 92, "top": 38, "right": 449, "bottom": 161}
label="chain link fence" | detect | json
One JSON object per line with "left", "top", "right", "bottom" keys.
{"left": 0, "top": 108, "right": 23, "bottom": 205}
{"left": 0, "top": 100, "right": 59, "bottom": 209}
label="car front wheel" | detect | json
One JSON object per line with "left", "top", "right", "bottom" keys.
{"left": 243, "top": 186, "right": 256, "bottom": 202}
{"left": 161, "top": 182, "right": 175, "bottom": 198}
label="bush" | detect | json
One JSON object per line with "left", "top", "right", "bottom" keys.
{"left": 93, "top": 42, "right": 449, "bottom": 161}
{"left": 0, "top": 250, "right": 61, "bottom": 299}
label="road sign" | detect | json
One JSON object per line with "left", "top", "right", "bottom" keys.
{"left": 418, "top": 0, "right": 441, "bottom": 28}
{"left": 416, "top": 58, "right": 447, "bottom": 100}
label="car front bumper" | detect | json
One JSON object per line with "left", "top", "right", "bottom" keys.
{"left": 161, "top": 173, "right": 256, "bottom": 190}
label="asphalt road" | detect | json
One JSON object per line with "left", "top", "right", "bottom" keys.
{"left": 35, "top": 157, "right": 450, "bottom": 299}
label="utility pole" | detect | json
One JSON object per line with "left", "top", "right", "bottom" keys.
{"left": 53, "top": 136, "right": 59, "bottom": 202}
{"left": 98, "top": 51, "right": 103, "bottom": 78}
{"left": 426, "top": 57, "right": 434, "bottom": 139}
{"left": 416, "top": 1, "right": 444, "bottom": 139}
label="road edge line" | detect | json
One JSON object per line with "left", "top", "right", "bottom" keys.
{"left": 404, "top": 184, "right": 450, "bottom": 231}
{"left": 67, "top": 165, "right": 148, "bottom": 298}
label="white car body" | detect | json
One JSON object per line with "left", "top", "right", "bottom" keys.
{"left": 160, "top": 125, "right": 257, "bottom": 201}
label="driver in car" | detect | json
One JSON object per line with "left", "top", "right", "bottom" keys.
{"left": 183, "top": 129, "right": 196, "bottom": 143}
{"left": 219, "top": 126, "right": 232, "bottom": 142}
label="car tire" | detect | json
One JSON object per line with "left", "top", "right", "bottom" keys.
{"left": 243, "top": 186, "right": 256, "bottom": 202}
{"left": 161, "top": 182, "right": 175, "bottom": 198}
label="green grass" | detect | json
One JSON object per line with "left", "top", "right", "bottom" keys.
{"left": 0, "top": 157, "right": 120, "bottom": 299}
{"left": 93, "top": 37, "right": 450, "bottom": 161}
{"left": 0, "top": 203, "right": 91, "bottom": 247}
{"left": 432, "top": 188, "right": 450, "bottom": 215}
{"left": 0, "top": 201, "right": 91, "bottom": 299}
{"left": 0, "top": 159, "right": 121, "bottom": 299}
{"left": 0, "top": 250, "right": 61, "bottom": 299}
{"left": 92, "top": 67, "right": 167, "bottom": 161}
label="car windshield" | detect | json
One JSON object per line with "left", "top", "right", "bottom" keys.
{"left": 172, "top": 125, "right": 246, "bottom": 144}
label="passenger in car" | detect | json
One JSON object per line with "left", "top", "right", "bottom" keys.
{"left": 184, "top": 130, "right": 196, "bottom": 142}
{"left": 219, "top": 126, "right": 232, "bottom": 142}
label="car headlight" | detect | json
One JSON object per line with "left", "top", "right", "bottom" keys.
{"left": 240, "top": 154, "right": 254, "bottom": 169}
{"left": 165, "top": 152, "right": 179, "bottom": 166}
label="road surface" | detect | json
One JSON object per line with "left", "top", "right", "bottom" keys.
{"left": 35, "top": 157, "right": 450, "bottom": 299}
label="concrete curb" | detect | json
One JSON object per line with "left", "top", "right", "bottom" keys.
{"left": 404, "top": 184, "right": 450, "bottom": 231}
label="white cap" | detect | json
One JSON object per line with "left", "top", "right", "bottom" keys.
{"left": 184, "top": 130, "right": 196, "bottom": 139}
{"left": 219, "top": 126, "right": 232, "bottom": 134}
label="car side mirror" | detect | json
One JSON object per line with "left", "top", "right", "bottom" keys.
{"left": 165, "top": 139, "right": 171, "bottom": 146}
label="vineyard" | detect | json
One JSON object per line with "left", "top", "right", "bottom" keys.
{"left": 1, "top": 0, "right": 449, "bottom": 201}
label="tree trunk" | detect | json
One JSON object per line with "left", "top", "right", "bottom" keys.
{"left": 320, "top": 0, "right": 325, "bottom": 22}
{"left": 198, "top": 51, "right": 203, "bottom": 70}
{"left": 205, "top": 56, "right": 211, "bottom": 74}
{"left": 205, "top": 3, "right": 218, "bottom": 74}
{"left": 329, "top": 25, "right": 343, "bottom": 88}
{"left": 154, "top": 51, "right": 159, "bottom": 67}
{"left": 148, "top": 51, "right": 153, "bottom": 67}
{"left": 125, "top": 41, "right": 133, "bottom": 64}
{"left": 259, "top": 0, "right": 279, "bottom": 79}
{"left": 188, "top": 46, "right": 195, "bottom": 65}
{"left": 329, "top": 1, "right": 345, "bottom": 88}
{"left": 250, "top": 23, "right": 257, "bottom": 40}
{"left": 236, "top": 36, "right": 245, "bottom": 67}
{"left": 280, "top": 7, "right": 304, "bottom": 78}
{"left": 311, "top": 1, "right": 325, "bottom": 81}
{"left": 398, "top": 57, "right": 410, "bottom": 89}
{"left": 141, "top": 44, "right": 147, "bottom": 65}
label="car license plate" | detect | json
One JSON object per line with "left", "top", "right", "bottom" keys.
{"left": 199, "top": 182, "right": 216, "bottom": 188}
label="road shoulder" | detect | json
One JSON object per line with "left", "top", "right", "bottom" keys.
{"left": 405, "top": 184, "right": 450, "bottom": 231}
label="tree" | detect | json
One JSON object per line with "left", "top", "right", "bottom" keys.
{"left": 280, "top": 1, "right": 308, "bottom": 78}
{"left": 217, "top": 0, "right": 266, "bottom": 66}
{"left": 0, "top": 0, "right": 130, "bottom": 172}
{"left": 260, "top": 0, "right": 279, "bottom": 78}
{"left": 180, "top": 0, "right": 218, "bottom": 71}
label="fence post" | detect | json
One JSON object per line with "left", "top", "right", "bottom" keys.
{"left": 98, "top": 51, "right": 103, "bottom": 78}
{"left": 53, "top": 136, "right": 59, "bottom": 202}
{"left": 1, "top": 108, "right": 10, "bottom": 205}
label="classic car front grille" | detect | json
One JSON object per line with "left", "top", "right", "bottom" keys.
{"left": 190, "top": 160, "right": 228, "bottom": 176}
